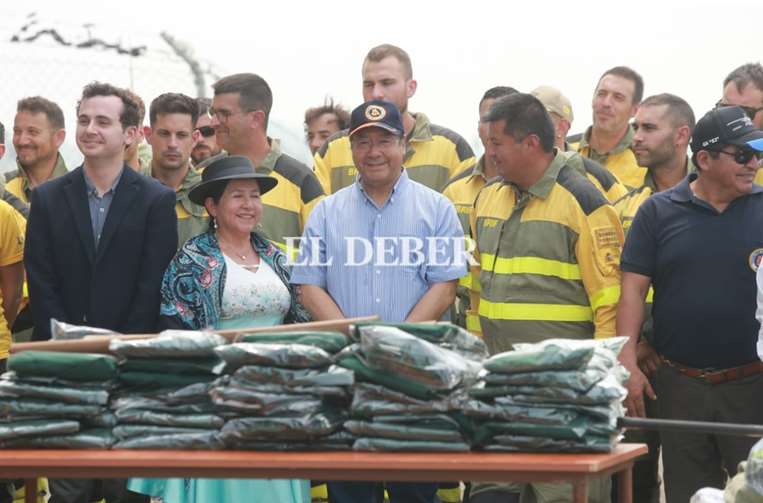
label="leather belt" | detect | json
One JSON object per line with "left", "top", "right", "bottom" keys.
{"left": 660, "top": 356, "right": 763, "bottom": 384}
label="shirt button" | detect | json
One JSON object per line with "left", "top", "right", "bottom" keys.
{"left": 376, "top": 270, "right": 381, "bottom": 275}
{"left": 99, "top": 208, "right": 104, "bottom": 212}
{"left": 375, "top": 298, "right": 380, "bottom": 303}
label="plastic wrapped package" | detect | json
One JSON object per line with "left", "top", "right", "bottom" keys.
{"left": 120, "top": 357, "right": 224, "bottom": 376}
{"left": 483, "top": 337, "right": 627, "bottom": 374}
{"left": 2, "top": 373, "right": 118, "bottom": 391}
{"left": 82, "top": 413, "right": 117, "bottom": 429}
{"left": 335, "top": 349, "right": 436, "bottom": 400}
{"left": 113, "top": 425, "right": 214, "bottom": 439}
{"left": 473, "top": 418, "right": 618, "bottom": 442}
{"left": 353, "top": 437, "right": 470, "bottom": 452}
{"left": 483, "top": 366, "right": 615, "bottom": 393}
{"left": 50, "top": 319, "right": 116, "bottom": 340}
{"left": 237, "top": 331, "right": 351, "bottom": 354}
{"left": 164, "top": 382, "right": 217, "bottom": 403}
{"left": 350, "top": 383, "right": 460, "bottom": 417}
{"left": 8, "top": 351, "right": 119, "bottom": 381}
{"left": 209, "top": 386, "right": 322, "bottom": 416}
{"left": 110, "top": 397, "right": 215, "bottom": 415}
{"left": 0, "top": 428, "right": 116, "bottom": 449}
{"left": 484, "top": 433, "right": 616, "bottom": 453}
{"left": 114, "top": 408, "right": 224, "bottom": 429}
{"left": 226, "top": 378, "right": 350, "bottom": 400}
{"left": 232, "top": 365, "right": 354, "bottom": 387}
{"left": 0, "top": 398, "right": 105, "bottom": 418}
{"left": 220, "top": 411, "right": 345, "bottom": 443}
{"left": 462, "top": 399, "right": 582, "bottom": 425}
{"left": 344, "top": 420, "right": 464, "bottom": 442}
{"left": 0, "top": 380, "right": 110, "bottom": 405}
{"left": 469, "top": 373, "right": 627, "bottom": 405}
{"left": 493, "top": 395, "right": 625, "bottom": 423}
{"left": 353, "top": 322, "right": 489, "bottom": 361}
{"left": 114, "top": 431, "right": 222, "bottom": 450}
{"left": 109, "top": 330, "right": 226, "bottom": 358}
{"left": 214, "top": 343, "right": 332, "bottom": 371}
{"left": 233, "top": 431, "right": 355, "bottom": 451}
{"left": 118, "top": 371, "right": 217, "bottom": 389}
{"left": 358, "top": 325, "right": 482, "bottom": 391}
{"left": 0, "top": 418, "right": 79, "bottom": 440}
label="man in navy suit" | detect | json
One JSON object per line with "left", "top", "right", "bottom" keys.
{"left": 25, "top": 82, "right": 177, "bottom": 502}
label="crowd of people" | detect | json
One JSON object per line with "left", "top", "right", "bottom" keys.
{"left": 0, "top": 42, "right": 762, "bottom": 503}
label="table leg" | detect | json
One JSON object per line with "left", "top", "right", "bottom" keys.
{"left": 617, "top": 465, "right": 633, "bottom": 503}
{"left": 573, "top": 479, "right": 588, "bottom": 503}
{"left": 24, "top": 479, "right": 36, "bottom": 503}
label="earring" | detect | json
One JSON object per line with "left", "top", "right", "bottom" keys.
{"left": 212, "top": 217, "right": 218, "bottom": 230}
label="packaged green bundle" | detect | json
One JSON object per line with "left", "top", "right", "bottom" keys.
{"left": 111, "top": 397, "right": 215, "bottom": 414}
{"left": 113, "top": 425, "right": 213, "bottom": 439}
{"left": 0, "top": 380, "right": 109, "bottom": 405}
{"left": 120, "top": 357, "right": 223, "bottom": 375}
{"left": 0, "top": 418, "right": 79, "bottom": 440}
{"left": 344, "top": 420, "right": 463, "bottom": 442}
{"left": 474, "top": 417, "right": 618, "bottom": 442}
{"left": 232, "top": 364, "right": 354, "bottom": 387}
{"left": 221, "top": 411, "right": 344, "bottom": 442}
{"left": 485, "top": 434, "right": 616, "bottom": 453}
{"left": 234, "top": 431, "right": 355, "bottom": 451}
{"left": 118, "top": 371, "right": 217, "bottom": 389}
{"left": 483, "top": 367, "right": 609, "bottom": 392}
{"left": 335, "top": 349, "right": 437, "bottom": 400}
{"left": 226, "top": 379, "right": 350, "bottom": 400}
{"left": 114, "top": 409, "right": 224, "bottom": 429}
{"left": 8, "top": 351, "right": 118, "bottom": 381}
{"left": 238, "top": 331, "right": 350, "bottom": 354}
{"left": 358, "top": 325, "right": 481, "bottom": 391}
{"left": 109, "top": 330, "right": 226, "bottom": 358}
{"left": 82, "top": 413, "right": 117, "bottom": 429}
{"left": 494, "top": 395, "right": 625, "bottom": 423}
{"left": 209, "top": 386, "right": 322, "bottom": 416}
{"left": 114, "top": 431, "right": 222, "bottom": 450}
{"left": 0, "top": 398, "right": 105, "bottom": 418}
{"left": 353, "top": 437, "right": 470, "bottom": 452}
{"left": 0, "top": 428, "right": 116, "bottom": 449}
{"left": 373, "top": 414, "right": 462, "bottom": 430}
{"left": 350, "top": 383, "right": 458, "bottom": 417}
{"left": 214, "top": 343, "right": 332, "bottom": 370}
{"left": 484, "top": 337, "right": 627, "bottom": 374}
{"left": 471, "top": 373, "right": 627, "bottom": 405}
{"left": 462, "top": 399, "right": 581, "bottom": 425}
{"left": 353, "top": 322, "right": 488, "bottom": 361}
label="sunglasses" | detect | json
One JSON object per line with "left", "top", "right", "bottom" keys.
{"left": 715, "top": 148, "right": 763, "bottom": 165}
{"left": 196, "top": 126, "right": 215, "bottom": 138}
{"left": 715, "top": 100, "right": 763, "bottom": 121}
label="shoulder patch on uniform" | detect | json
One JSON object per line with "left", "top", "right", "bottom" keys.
{"left": 581, "top": 157, "right": 617, "bottom": 190}
{"left": 4, "top": 170, "right": 19, "bottom": 183}
{"left": 429, "top": 123, "right": 474, "bottom": 161}
{"left": 316, "top": 128, "right": 350, "bottom": 157}
{"left": 273, "top": 154, "right": 325, "bottom": 203}
{"left": 556, "top": 165, "right": 608, "bottom": 216}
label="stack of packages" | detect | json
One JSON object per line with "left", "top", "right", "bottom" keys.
{"left": 336, "top": 322, "right": 488, "bottom": 452}
{"left": 213, "top": 331, "right": 355, "bottom": 451}
{"left": 108, "top": 331, "right": 228, "bottom": 449}
{"left": 0, "top": 351, "right": 118, "bottom": 448}
{"left": 464, "top": 337, "right": 629, "bottom": 453}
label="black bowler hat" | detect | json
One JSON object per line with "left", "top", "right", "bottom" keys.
{"left": 189, "top": 155, "right": 278, "bottom": 205}
{"left": 348, "top": 100, "right": 405, "bottom": 138}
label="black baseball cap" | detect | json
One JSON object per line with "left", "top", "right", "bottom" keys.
{"left": 348, "top": 100, "right": 404, "bottom": 138}
{"left": 690, "top": 106, "right": 763, "bottom": 153}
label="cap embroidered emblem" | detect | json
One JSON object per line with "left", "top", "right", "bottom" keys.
{"left": 365, "top": 105, "right": 386, "bottom": 121}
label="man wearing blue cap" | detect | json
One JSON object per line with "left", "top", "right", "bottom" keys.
{"left": 619, "top": 105, "right": 763, "bottom": 503}
{"left": 291, "top": 99, "right": 465, "bottom": 503}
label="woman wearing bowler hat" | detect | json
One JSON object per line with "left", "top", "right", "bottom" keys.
{"left": 128, "top": 155, "right": 311, "bottom": 503}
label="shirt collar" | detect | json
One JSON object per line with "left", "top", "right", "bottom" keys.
{"left": 669, "top": 172, "right": 763, "bottom": 205}
{"left": 355, "top": 168, "right": 409, "bottom": 208}
{"left": 15, "top": 152, "right": 68, "bottom": 194}
{"left": 84, "top": 168, "right": 124, "bottom": 197}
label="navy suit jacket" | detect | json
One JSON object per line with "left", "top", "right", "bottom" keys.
{"left": 25, "top": 165, "right": 178, "bottom": 341}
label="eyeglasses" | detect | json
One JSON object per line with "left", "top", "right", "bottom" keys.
{"left": 715, "top": 100, "right": 763, "bottom": 121}
{"left": 196, "top": 126, "right": 215, "bottom": 137}
{"left": 715, "top": 148, "right": 763, "bottom": 165}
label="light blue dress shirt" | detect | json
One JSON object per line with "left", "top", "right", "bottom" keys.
{"left": 290, "top": 170, "right": 466, "bottom": 322}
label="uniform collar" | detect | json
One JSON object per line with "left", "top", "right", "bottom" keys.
{"left": 670, "top": 172, "right": 763, "bottom": 204}
{"left": 403, "top": 113, "right": 432, "bottom": 163}
{"left": 176, "top": 167, "right": 206, "bottom": 217}
{"left": 579, "top": 124, "right": 635, "bottom": 158}
{"left": 643, "top": 156, "right": 695, "bottom": 193}
{"left": 519, "top": 149, "right": 567, "bottom": 200}
{"left": 258, "top": 137, "right": 282, "bottom": 173}
{"left": 466, "top": 155, "right": 488, "bottom": 182}
{"left": 15, "top": 152, "right": 68, "bottom": 196}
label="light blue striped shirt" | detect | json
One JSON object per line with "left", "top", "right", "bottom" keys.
{"left": 290, "top": 170, "right": 466, "bottom": 322}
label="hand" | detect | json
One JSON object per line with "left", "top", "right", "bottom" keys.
{"left": 623, "top": 366, "right": 657, "bottom": 418}
{"left": 636, "top": 340, "right": 661, "bottom": 377}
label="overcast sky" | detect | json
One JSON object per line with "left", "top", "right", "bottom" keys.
{"left": 2, "top": 0, "right": 762, "bottom": 168}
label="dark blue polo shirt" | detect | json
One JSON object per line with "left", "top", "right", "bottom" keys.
{"left": 621, "top": 173, "right": 763, "bottom": 369}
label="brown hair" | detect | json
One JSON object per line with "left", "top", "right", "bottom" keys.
{"left": 364, "top": 44, "right": 413, "bottom": 80}
{"left": 17, "top": 96, "right": 65, "bottom": 130}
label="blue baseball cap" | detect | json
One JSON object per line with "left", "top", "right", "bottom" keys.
{"left": 348, "top": 100, "right": 404, "bottom": 138}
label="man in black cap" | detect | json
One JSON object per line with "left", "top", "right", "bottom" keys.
{"left": 618, "top": 106, "right": 763, "bottom": 503}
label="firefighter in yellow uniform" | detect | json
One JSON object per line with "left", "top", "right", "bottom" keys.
{"left": 443, "top": 86, "right": 518, "bottom": 331}
{"left": 467, "top": 93, "right": 622, "bottom": 503}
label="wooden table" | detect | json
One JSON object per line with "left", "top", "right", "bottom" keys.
{"left": 4, "top": 444, "right": 646, "bottom": 503}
